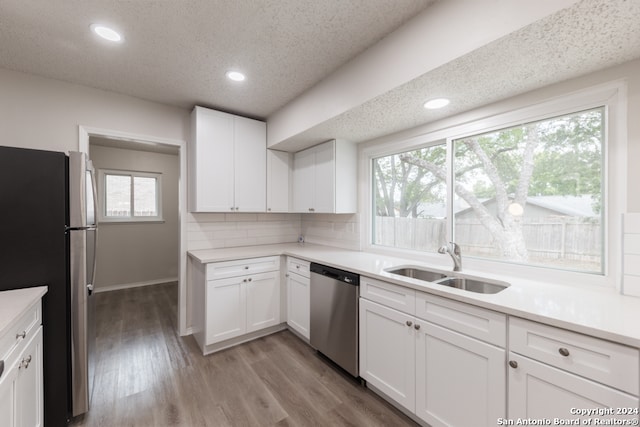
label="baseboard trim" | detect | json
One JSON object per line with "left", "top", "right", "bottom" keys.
{"left": 94, "top": 277, "right": 178, "bottom": 293}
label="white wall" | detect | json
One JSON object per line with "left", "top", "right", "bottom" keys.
{"left": 90, "top": 144, "right": 180, "bottom": 291}
{"left": 0, "top": 68, "right": 189, "bottom": 153}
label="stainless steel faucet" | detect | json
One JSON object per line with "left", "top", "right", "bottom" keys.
{"left": 438, "top": 242, "right": 462, "bottom": 271}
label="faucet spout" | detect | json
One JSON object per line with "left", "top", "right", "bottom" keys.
{"left": 438, "top": 242, "right": 462, "bottom": 271}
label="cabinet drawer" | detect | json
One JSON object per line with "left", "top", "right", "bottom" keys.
{"left": 415, "top": 293, "right": 506, "bottom": 347}
{"left": 0, "top": 301, "right": 41, "bottom": 366}
{"left": 509, "top": 317, "right": 639, "bottom": 395}
{"left": 361, "top": 277, "right": 415, "bottom": 315}
{"left": 287, "top": 257, "right": 310, "bottom": 278}
{"left": 206, "top": 256, "right": 279, "bottom": 280}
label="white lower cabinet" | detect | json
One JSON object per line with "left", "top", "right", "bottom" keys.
{"left": 191, "top": 256, "right": 281, "bottom": 353}
{"left": 0, "top": 298, "right": 44, "bottom": 427}
{"left": 359, "top": 298, "right": 416, "bottom": 410}
{"left": 359, "top": 277, "right": 506, "bottom": 427}
{"left": 508, "top": 317, "right": 639, "bottom": 422}
{"left": 286, "top": 258, "right": 310, "bottom": 339}
{"left": 15, "top": 327, "right": 43, "bottom": 427}
{"left": 508, "top": 353, "right": 638, "bottom": 421}
{"left": 416, "top": 322, "right": 505, "bottom": 427}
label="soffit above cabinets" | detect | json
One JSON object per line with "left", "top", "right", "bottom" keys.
{"left": 267, "top": 0, "right": 640, "bottom": 151}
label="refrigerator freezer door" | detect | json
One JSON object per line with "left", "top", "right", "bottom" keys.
{"left": 68, "top": 151, "right": 98, "bottom": 417}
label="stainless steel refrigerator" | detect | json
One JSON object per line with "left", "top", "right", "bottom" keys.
{"left": 0, "top": 147, "right": 97, "bottom": 426}
{"left": 67, "top": 151, "right": 98, "bottom": 418}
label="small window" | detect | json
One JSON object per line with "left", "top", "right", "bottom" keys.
{"left": 99, "top": 170, "right": 163, "bottom": 222}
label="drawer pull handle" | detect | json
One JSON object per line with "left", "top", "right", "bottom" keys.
{"left": 20, "top": 355, "right": 32, "bottom": 370}
{"left": 509, "top": 360, "right": 518, "bottom": 369}
{"left": 406, "top": 320, "right": 413, "bottom": 327}
{"left": 558, "top": 347, "right": 570, "bottom": 357}
{"left": 16, "top": 331, "right": 26, "bottom": 340}
{"left": 414, "top": 324, "right": 421, "bottom": 330}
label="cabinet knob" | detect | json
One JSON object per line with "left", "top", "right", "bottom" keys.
{"left": 235, "top": 207, "right": 239, "bottom": 211}
{"left": 16, "top": 331, "right": 26, "bottom": 340}
{"left": 558, "top": 347, "right": 570, "bottom": 357}
{"left": 247, "top": 278, "right": 252, "bottom": 282}
{"left": 414, "top": 324, "right": 421, "bottom": 330}
{"left": 20, "top": 355, "right": 32, "bottom": 370}
{"left": 285, "top": 273, "right": 289, "bottom": 277}
{"left": 508, "top": 360, "right": 518, "bottom": 369}
{"left": 309, "top": 208, "right": 315, "bottom": 212}
{"left": 267, "top": 208, "right": 271, "bottom": 211}
{"left": 406, "top": 320, "right": 413, "bottom": 327}
{"left": 230, "top": 207, "right": 235, "bottom": 211}
{"left": 244, "top": 266, "right": 249, "bottom": 270}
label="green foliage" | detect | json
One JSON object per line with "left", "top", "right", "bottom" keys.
{"left": 375, "top": 107, "right": 604, "bottom": 218}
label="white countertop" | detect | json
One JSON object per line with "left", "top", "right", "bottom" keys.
{"left": 189, "top": 243, "right": 640, "bottom": 348}
{"left": 0, "top": 287, "right": 47, "bottom": 338}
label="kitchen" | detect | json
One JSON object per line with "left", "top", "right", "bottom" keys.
{"left": 1, "top": 0, "right": 640, "bottom": 426}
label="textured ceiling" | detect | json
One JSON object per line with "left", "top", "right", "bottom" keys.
{"left": 0, "top": 0, "right": 434, "bottom": 119}
{"left": 1, "top": 0, "right": 638, "bottom": 150}
{"left": 280, "top": 0, "right": 640, "bottom": 149}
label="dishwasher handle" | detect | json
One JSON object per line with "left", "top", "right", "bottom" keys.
{"left": 310, "top": 263, "right": 359, "bottom": 286}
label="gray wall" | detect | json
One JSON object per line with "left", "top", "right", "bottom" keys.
{"left": 90, "top": 143, "right": 180, "bottom": 290}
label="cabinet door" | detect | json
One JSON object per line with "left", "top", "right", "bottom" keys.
{"left": 415, "top": 322, "right": 505, "bottom": 427}
{"left": 266, "top": 150, "right": 291, "bottom": 213}
{"left": 246, "top": 271, "right": 280, "bottom": 333}
{"left": 192, "top": 107, "right": 235, "bottom": 212}
{"left": 0, "top": 360, "right": 18, "bottom": 427}
{"left": 292, "top": 148, "right": 315, "bottom": 213}
{"left": 234, "top": 117, "right": 266, "bottom": 212}
{"left": 286, "top": 272, "right": 310, "bottom": 339}
{"left": 206, "top": 277, "right": 247, "bottom": 344}
{"left": 15, "top": 326, "right": 43, "bottom": 427}
{"left": 359, "top": 298, "right": 416, "bottom": 412}
{"left": 312, "top": 141, "right": 335, "bottom": 213}
{"left": 508, "top": 353, "right": 639, "bottom": 421}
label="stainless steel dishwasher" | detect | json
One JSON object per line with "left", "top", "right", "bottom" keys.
{"left": 309, "top": 263, "right": 360, "bottom": 377}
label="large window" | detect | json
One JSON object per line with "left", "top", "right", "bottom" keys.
{"left": 372, "top": 107, "right": 607, "bottom": 275}
{"left": 99, "top": 170, "right": 163, "bottom": 222}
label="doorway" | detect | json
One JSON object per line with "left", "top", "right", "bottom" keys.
{"left": 79, "top": 126, "right": 188, "bottom": 335}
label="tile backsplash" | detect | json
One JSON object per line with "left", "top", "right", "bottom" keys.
{"left": 187, "top": 213, "right": 301, "bottom": 250}
{"left": 623, "top": 213, "right": 640, "bottom": 297}
{"left": 187, "top": 212, "right": 362, "bottom": 252}
{"left": 301, "top": 213, "right": 361, "bottom": 250}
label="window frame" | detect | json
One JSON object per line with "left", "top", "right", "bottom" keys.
{"left": 98, "top": 169, "right": 164, "bottom": 223}
{"left": 362, "top": 81, "right": 626, "bottom": 290}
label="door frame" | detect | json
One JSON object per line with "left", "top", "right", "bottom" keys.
{"left": 78, "top": 125, "right": 190, "bottom": 336}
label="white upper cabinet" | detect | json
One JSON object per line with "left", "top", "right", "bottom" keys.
{"left": 292, "top": 139, "right": 357, "bottom": 213}
{"left": 189, "top": 106, "right": 266, "bottom": 212}
{"left": 266, "top": 150, "right": 292, "bottom": 213}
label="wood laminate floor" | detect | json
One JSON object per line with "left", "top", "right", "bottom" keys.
{"left": 70, "top": 282, "right": 418, "bottom": 427}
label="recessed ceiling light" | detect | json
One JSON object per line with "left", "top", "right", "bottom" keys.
{"left": 423, "top": 98, "right": 450, "bottom": 109}
{"left": 226, "top": 71, "right": 246, "bottom": 82}
{"left": 90, "top": 24, "right": 123, "bottom": 43}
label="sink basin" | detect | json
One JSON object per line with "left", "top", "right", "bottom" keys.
{"left": 385, "top": 266, "right": 509, "bottom": 294}
{"left": 435, "top": 277, "right": 509, "bottom": 294}
{"left": 385, "top": 267, "right": 448, "bottom": 282}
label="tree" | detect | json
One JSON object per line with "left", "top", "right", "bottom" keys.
{"left": 374, "top": 108, "right": 603, "bottom": 262}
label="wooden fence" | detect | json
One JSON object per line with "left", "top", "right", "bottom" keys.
{"left": 374, "top": 216, "right": 601, "bottom": 268}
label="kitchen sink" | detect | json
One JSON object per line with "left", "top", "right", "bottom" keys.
{"left": 435, "top": 277, "right": 509, "bottom": 294}
{"left": 385, "top": 266, "right": 509, "bottom": 294}
{"left": 385, "top": 267, "right": 448, "bottom": 282}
